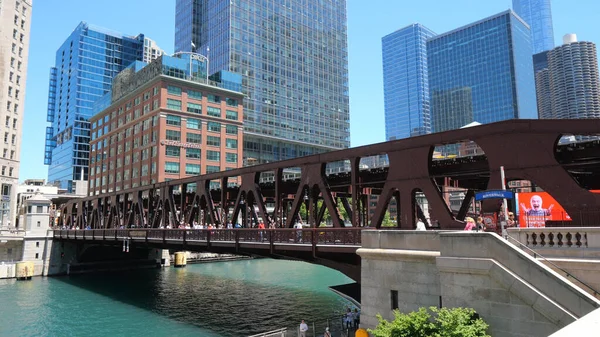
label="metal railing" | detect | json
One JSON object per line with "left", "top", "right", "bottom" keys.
{"left": 250, "top": 314, "right": 359, "bottom": 337}
{"left": 506, "top": 234, "right": 600, "bottom": 298}
{"left": 53, "top": 228, "right": 363, "bottom": 248}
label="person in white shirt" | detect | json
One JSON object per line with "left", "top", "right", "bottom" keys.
{"left": 416, "top": 218, "right": 426, "bottom": 231}
{"left": 299, "top": 320, "right": 309, "bottom": 337}
{"left": 294, "top": 220, "right": 304, "bottom": 242}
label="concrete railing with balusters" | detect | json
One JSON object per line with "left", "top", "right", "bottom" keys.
{"left": 508, "top": 227, "right": 600, "bottom": 298}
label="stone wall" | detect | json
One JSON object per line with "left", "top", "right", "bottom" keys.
{"left": 358, "top": 230, "right": 600, "bottom": 337}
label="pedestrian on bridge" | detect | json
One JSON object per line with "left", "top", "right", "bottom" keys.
{"left": 299, "top": 320, "right": 309, "bottom": 337}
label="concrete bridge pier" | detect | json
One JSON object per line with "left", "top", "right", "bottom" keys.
{"left": 148, "top": 249, "right": 170, "bottom": 267}
{"left": 47, "top": 240, "right": 79, "bottom": 275}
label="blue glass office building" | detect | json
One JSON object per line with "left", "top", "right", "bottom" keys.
{"left": 175, "top": 0, "right": 350, "bottom": 164}
{"left": 427, "top": 10, "right": 538, "bottom": 133}
{"left": 512, "top": 0, "right": 555, "bottom": 54}
{"left": 382, "top": 24, "right": 436, "bottom": 140}
{"left": 45, "top": 22, "right": 148, "bottom": 191}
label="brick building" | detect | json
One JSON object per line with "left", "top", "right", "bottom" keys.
{"left": 88, "top": 55, "right": 243, "bottom": 195}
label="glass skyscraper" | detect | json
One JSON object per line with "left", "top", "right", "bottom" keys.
{"left": 382, "top": 24, "right": 436, "bottom": 140}
{"left": 174, "top": 0, "right": 350, "bottom": 164}
{"left": 427, "top": 10, "right": 538, "bottom": 133}
{"left": 512, "top": 0, "right": 555, "bottom": 54}
{"left": 45, "top": 22, "right": 161, "bottom": 192}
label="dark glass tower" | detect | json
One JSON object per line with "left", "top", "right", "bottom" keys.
{"left": 512, "top": 0, "right": 555, "bottom": 54}
{"left": 175, "top": 0, "right": 350, "bottom": 164}
{"left": 45, "top": 22, "right": 149, "bottom": 191}
{"left": 427, "top": 10, "right": 537, "bottom": 133}
{"left": 382, "top": 24, "right": 436, "bottom": 140}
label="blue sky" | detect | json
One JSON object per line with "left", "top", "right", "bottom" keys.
{"left": 19, "top": 0, "right": 600, "bottom": 182}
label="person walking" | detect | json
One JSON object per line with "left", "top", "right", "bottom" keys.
{"left": 299, "top": 320, "right": 309, "bottom": 337}
{"left": 323, "top": 327, "right": 331, "bottom": 337}
{"left": 463, "top": 217, "right": 476, "bottom": 231}
{"left": 416, "top": 218, "right": 426, "bottom": 231}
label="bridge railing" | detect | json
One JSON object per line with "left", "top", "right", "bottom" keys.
{"left": 53, "top": 228, "right": 363, "bottom": 246}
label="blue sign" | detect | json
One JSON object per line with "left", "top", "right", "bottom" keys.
{"left": 475, "top": 190, "right": 514, "bottom": 201}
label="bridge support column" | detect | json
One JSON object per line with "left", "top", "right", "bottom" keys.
{"left": 47, "top": 241, "right": 78, "bottom": 276}
{"left": 148, "top": 249, "right": 170, "bottom": 267}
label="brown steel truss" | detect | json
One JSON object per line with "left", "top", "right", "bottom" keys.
{"left": 57, "top": 119, "right": 600, "bottom": 230}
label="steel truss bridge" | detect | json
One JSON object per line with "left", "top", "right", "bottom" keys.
{"left": 57, "top": 119, "right": 600, "bottom": 231}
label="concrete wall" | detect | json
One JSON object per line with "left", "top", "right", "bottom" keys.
{"left": 358, "top": 231, "right": 600, "bottom": 337}
{"left": 509, "top": 227, "right": 600, "bottom": 299}
{"left": 0, "top": 240, "right": 23, "bottom": 262}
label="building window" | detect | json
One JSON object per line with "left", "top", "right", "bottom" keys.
{"left": 165, "top": 130, "right": 180, "bottom": 141}
{"left": 165, "top": 146, "right": 180, "bottom": 157}
{"left": 206, "top": 150, "right": 220, "bottom": 161}
{"left": 226, "top": 110, "right": 238, "bottom": 120}
{"left": 226, "top": 139, "right": 238, "bottom": 149}
{"left": 186, "top": 133, "right": 201, "bottom": 143}
{"left": 188, "top": 90, "right": 202, "bottom": 100}
{"left": 187, "top": 102, "right": 202, "bottom": 114}
{"left": 166, "top": 115, "right": 181, "bottom": 126}
{"left": 185, "top": 164, "right": 200, "bottom": 175}
{"left": 207, "top": 106, "right": 221, "bottom": 117}
{"left": 206, "top": 165, "right": 220, "bottom": 173}
{"left": 207, "top": 122, "right": 221, "bottom": 133}
{"left": 36, "top": 242, "right": 39, "bottom": 247}
{"left": 186, "top": 118, "right": 201, "bottom": 130}
{"left": 165, "top": 162, "right": 180, "bottom": 174}
{"left": 207, "top": 94, "right": 220, "bottom": 103}
{"left": 226, "top": 153, "right": 238, "bottom": 163}
{"left": 226, "top": 98, "right": 238, "bottom": 107}
{"left": 9, "top": 168, "right": 13, "bottom": 176}
{"left": 225, "top": 125, "right": 237, "bottom": 135}
{"left": 153, "top": 87, "right": 159, "bottom": 95}
{"left": 166, "top": 99, "right": 182, "bottom": 111}
{"left": 186, "top": 148, "right": 201, "bottom": 159}
{"left": 167, "top": 85, "right": 182, "bottom": 96}
{"left": 207, "top": 136, "right": 220, "bottom": 147}
{"left": 35, "top": 253, "right": 39, "bottom": 259}
{"left": 391, "top": 290, "right": 399, "bottom": 310}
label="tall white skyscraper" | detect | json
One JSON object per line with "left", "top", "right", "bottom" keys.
{"left": 0, "top": 0, "right": 33, "bottom": 227}
{"left": 537, "top": 34, "right": 600, "bottom": 119}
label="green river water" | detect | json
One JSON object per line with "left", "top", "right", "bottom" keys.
{"left": 0, "top": 259, "right": 355, "bottom": 337}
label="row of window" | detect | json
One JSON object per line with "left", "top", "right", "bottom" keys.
{"left": 1, "top": 166, "right": 15, "bottom": 177}
{"left": 166, "top": 99, "right": 239, "bottom": 120}
{"left": 164, "top": 163, "right": 222, "bottom": 175}
{"left": 165, "top": 115, "right": 239, "bottom": 128}
{"left": 164, "top": 146, "right": 238, "bottom": 162}
{"left": 167, "top": 85, "right": 239, "bottom": 107}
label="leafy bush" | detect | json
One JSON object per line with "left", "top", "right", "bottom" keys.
{"left": 368, "top": 307, "right": 490, "bottom": 337}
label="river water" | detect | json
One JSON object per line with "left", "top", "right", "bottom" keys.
{"left": 0, "top": 259, "right": 354, "bottom": 336}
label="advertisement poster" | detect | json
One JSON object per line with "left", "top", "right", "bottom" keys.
{"left": 516, "top": 192, "right": 570, "bottom": 228}
{"left": 482, "top": 213, "right": 497, "bottom": 232}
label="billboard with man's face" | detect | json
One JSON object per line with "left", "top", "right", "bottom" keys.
{"left": 516, "top": 192, "right": 569, "bottom": 228}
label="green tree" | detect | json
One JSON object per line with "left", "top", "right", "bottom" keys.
{"left": 381, "top": 211, "right": 396, "bottom": 227}
{"left": 369, "top": 307, "right": 490, "bottom": 337}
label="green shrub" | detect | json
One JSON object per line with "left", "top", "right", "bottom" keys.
{"left": 368, "top": 307, "right": 490, "bottom": 337}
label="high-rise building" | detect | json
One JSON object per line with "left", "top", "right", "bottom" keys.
{"left": 0, "top": 0, "right": 33, "bottom": 227}
{"left": 174, "top": 0, "right": 350, "bottom": 164}
{"left": 512, "top": 0, "right": 555, "bottom": 54}
{"left": 382, "top": 24, "right": 436, "bottom": 140}
{"left": 427, "top": 10, "right": 537, "bottom": 133}
{"left": 538, "top": 34, "right": 600, "bottom": 119}
{"left": 142, "top": 37, "right": 165, "bottom": 63}
{"left": 44, "top": 22, "right": 163, "bottom": 193}
{"left": 88, "top": 55, "right": 244, "bottom": 195}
